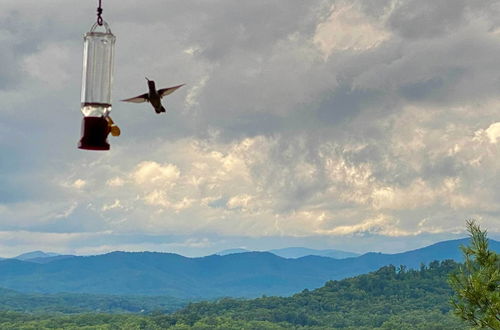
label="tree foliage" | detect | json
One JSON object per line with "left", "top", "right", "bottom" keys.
{"left": 449, "top": 220, "right": 500, "bottom": 329}
{"left": 156, "top": 260, "right": 468, "bottom": 329}
{"left": 0, "top": 290, "right": 187, "bottom": 314}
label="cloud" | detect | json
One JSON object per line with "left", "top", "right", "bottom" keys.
{"left": 371, "top": 178, "right": 473, "bottom": 211}
{"left": 22, "top": 43, "right": 73, "bottom": 89}
{"left": 50, "top": 119, "right": 500, "bottom": 239}
{"left": 314, "top": 1, "right": 392, "bottom": 58}
{"left": 106, "top": 177, "right": 125, "bottom": 187}
{"left": 71, "top": 179, "right": 87, "bottom": 189}
{"left": 101, "top": 199, "right": 123, "bottom": 212}
{"left": 485, "top": 122, "right": 500, "bottom": 144}
{"left": 227, "top": 194, "right": 254, "bottom": 210}
{"left": 319, "top": 214, "right": 411, "bottom": 236}
{"left": 0, "top": 0, "right": 499, "bottom": 255}
{"left": 132, "top": 161, "right": 181, "bottom": 186}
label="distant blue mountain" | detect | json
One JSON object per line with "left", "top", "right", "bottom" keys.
{"left": 216, "top": 247, "right": 359, "bottom": 259}
{"left": 0, "top": 238, "right": 497, "bottom": 299}
{"left": 354, "top": 238, "right": 500, "bottom": 269}
{"left": 13, "top": 251, "right": 75, "bottom": 264}
{"left": 14, "top": 251, "right": 60, "bottom": 260}
{"left": 269, "top": 247, "right": 360, "bottom": 259}
{"left": 24, "top": 255, "right": 76, "bottom": 264}
{"left": 216, "top": 248, "right": 251, "bottom": 256}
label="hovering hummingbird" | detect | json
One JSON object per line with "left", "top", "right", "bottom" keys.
{"left": 121, "top": 78, "right": 184, "bottom": 114}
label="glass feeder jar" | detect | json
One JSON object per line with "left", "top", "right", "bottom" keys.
{"left": 78, "top": 21, "right": 116, "bottom": 150}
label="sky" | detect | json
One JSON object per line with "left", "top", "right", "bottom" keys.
{"left": 0, "top": 0, "right": 499, "bottom": 257}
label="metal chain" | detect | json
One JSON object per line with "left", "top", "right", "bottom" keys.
{"left": 97, "top": 0, "right": 103, "bottom": 26}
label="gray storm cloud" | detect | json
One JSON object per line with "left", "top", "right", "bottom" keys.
{"left": 0, "top": 0, "right": 499, "bottom": 255}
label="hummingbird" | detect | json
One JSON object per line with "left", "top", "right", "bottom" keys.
{"left": 121, "top": 78, "right": 184, "bottom": 114}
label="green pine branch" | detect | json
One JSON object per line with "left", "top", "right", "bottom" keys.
{"left": 449, "top": 220, "right": 500, "bottom": 329}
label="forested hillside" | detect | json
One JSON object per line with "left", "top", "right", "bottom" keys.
{"left": 157, "top": 259, "right": 468, "bottom": 329}
{"left": 0, "top": 288, "right": 187, "bottom": 314}
{"left": 0, "top": 260, "right": 470, "bottom": 329}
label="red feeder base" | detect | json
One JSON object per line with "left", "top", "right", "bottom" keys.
{"left": 78, "top": 117, "right": 110, "bottom": 150}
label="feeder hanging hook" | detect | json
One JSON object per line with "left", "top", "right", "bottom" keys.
{"left": 97, "top": 0, "right": 103, "bottom": 26}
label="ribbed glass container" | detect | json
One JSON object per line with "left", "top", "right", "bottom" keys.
{"left": 81, "top": 21, "right": 115, "bottom": 117}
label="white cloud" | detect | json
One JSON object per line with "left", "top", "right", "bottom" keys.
{"left": 101, "top": 200, "right": 123, "bottom": 212}
{"left": 41, "top": 110, "right": 499, "bottom": 239}
{"left": 319, "top": 214, "right": 412, "bottom": 237}
{"left": 0, "top": 201, "right": 79, "bottom": 227}
{"left": 132, "top": 161, "right": 180, "bottom": 186}
{"left": 485, "top": 122, "right": 500, "bottom": 144}
{"left": 106, "top": 177, "right": 125, "bottom": 187}
{"left": 227, "top": 194, "right": 254, "bottom": 210}
{"left": 371, "top": 178, "right": 473, "bottom": 211}
{"left": 314, "top": 1, "right": 392, "bottom": 58}
{"left": 184, "top": 74, "right": 209, "bottom": 111}
{"left": 72, "top": 179, "right": 87, "bottom": 189}
{"left": 53, "top": 203, "right": 78, "bottom": 219}
{"left": 22, "top": 43, "right": 73, "bottom": 89}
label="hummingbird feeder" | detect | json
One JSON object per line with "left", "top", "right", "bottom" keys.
{"left": 78, "top": 0, "right": 120, "bottom": 150}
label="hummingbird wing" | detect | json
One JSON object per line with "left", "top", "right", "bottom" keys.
{"left": 121, "top": 93, "right": 149, "bottom": 103}
{"left": 157, "top": 84, "right": 185, "bottom": 99}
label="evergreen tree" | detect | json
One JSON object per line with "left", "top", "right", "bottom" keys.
{"left": 449, "top": 220, "right": 500, "bottom": 329}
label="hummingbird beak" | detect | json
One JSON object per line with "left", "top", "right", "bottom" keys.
{"left": 145, "top": 77, "right": 150, "bottom": 82}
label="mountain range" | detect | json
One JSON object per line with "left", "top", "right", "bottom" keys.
{"left": 8, "top": 247, "right": 359, "bottom": 262}
{"left": 7, "top": 251, "right": 75, "bottom": 264}
{"left": 216, "top": 247, "right": 360, "bottom": 259}
{"left": 0, "top": 238, "right": 497, "bottom": 299}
